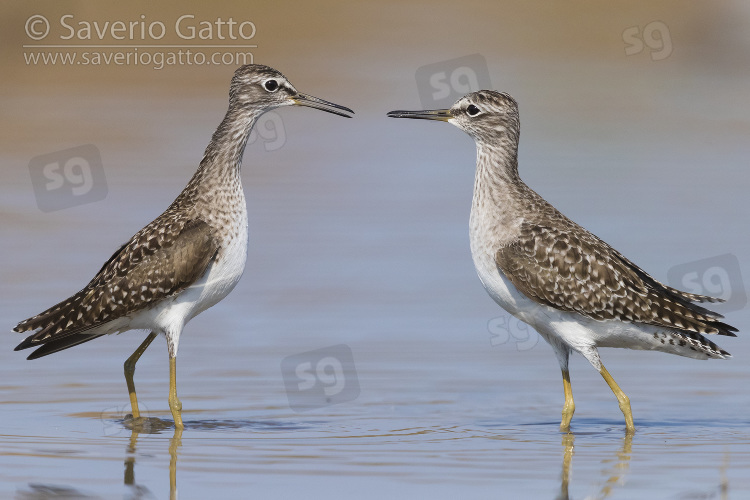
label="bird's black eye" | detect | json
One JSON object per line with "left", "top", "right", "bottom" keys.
{"left": 467, "top": 104, "right": 481, "bottom": 116}
{"left": 264, "top": 79, "right": 279, "bottom": 92}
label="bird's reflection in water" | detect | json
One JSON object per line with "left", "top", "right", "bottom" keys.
{"left": 169, "top": 428, "right": 182, "bottom": 500}
{"left": 556, "top": 432, "right": 633, "bottom": 500}
{"left": 124, "top": 417, "right": 181, "bottom": 500}
{"left": 121, "top": 413, "right": 313, "bottom": 498}
{"left": 556, "top": 433, "right": 575, "bottom": 500}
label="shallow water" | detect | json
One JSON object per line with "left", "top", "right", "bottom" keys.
{"left": 3, "top": 1, "right": 750, "bottom": 498}
{"left": 1, "top": 340, "right": 749, "bottom": 499}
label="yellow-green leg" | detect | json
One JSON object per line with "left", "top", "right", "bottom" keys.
{"left": 600, "top": 364, "right": 635, "bottom": 433}
{"left": 168, "top": 356, "right": 184, "bottom": 429}
{"left": 124, "top": 332, "right": 158, "bottom": 419}
{"left": 560, "top": 369, "right": 576, "bottom": 432}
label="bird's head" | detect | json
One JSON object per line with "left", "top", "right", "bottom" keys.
{"left": 229, "top": 64, "right": 353, "bottom": 117}
{"left": 388, "top": 90, "right": 519, "bottom": 145}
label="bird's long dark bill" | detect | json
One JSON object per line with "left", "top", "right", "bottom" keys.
{"left": 386, "top": 109, "right": 453, "bottom": 121}
{"left": 292, "top": 93, "right": 354, "bottom": 118}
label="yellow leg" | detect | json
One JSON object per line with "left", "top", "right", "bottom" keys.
{"left": 560, "top": 369, "right": 576, "bottom": 432}
{"left": 168, "top": 356, "right": 184, "bottom": 429}
{"left": 124, "top": 332, "right": 158, "bottom": 419}
{"left": 599, "top": 364, "right": 635, "bottom": 433}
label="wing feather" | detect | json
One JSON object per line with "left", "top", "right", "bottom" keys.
{"left": 495, "top": 223, "right": 737, "bottom": 337}
{"left": 15, "top": 218, "right": 219, "bottom": 355}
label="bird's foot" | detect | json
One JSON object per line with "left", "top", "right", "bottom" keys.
{"left": 168, "top": 397, "right": 184, "bottom": 429}
{"left": 560, "top": 401, "right": 575, "bottom": 433}
{"left": 123, "top": 414, "right": 173, "bottom": 433}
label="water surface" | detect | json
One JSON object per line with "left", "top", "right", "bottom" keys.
{"left": 2, "top": 1, "right": 750, "bottom": 498}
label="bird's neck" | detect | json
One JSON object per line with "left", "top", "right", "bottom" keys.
{"left": 203, "top": 105, "right": 263, "bottom": 171}
{"left": 470, "top": 140, "right": 534, "bottom": 245}
{"left": 472, "top": 141, "right": 528, "bottom": 208}
{"left": 181, "top": 105, "right": 263, "bottom": 199}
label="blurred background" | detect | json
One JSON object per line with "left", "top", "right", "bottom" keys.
{"left": 1, "top": 1, "right": 749, "bottom": 499}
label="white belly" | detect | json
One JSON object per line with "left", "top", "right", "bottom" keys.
{"left": 181, "top": 220, "right": 248, "bottom": 320}
{"left": 471, "top": 241, "right": 544, "bottom": 325}
{"left": 470, "top": 240, "right": 717, "bottom": 365}
{"left": 127, "top": 205, "right": 248, "bottom": 355}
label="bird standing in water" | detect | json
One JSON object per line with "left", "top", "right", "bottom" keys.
{"left": 388, "top": 91, "right": 736, "bottom": 432}
{"left": 13, "top": 64, "right": 353, "bottom": 428}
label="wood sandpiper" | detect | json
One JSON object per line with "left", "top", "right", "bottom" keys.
{"left": 388, "top": 90, "right": 737, "bottom": 433}
{"left": 13, "top": 64, "right": 353, "bottom": 428}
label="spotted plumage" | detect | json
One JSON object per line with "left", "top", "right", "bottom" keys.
{"left": 15, "top": 218, "right": 218, "bottom": 358}
{"left": 388, "top": 89, "right": 737, "bottom": 432}
{"left": 13, "top": 64, "right": 353, "bottom": 428}
{"left": 496, "top": 221, "right": 736, "bottom": 339}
